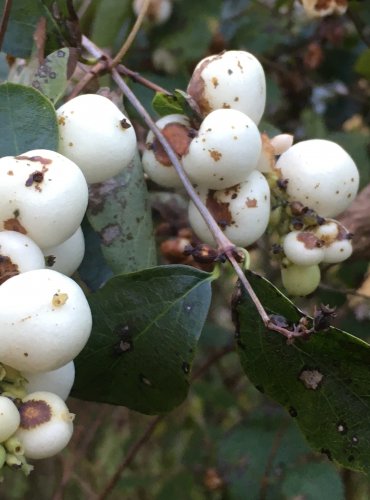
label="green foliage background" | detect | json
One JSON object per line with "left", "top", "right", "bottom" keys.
{"left": 0, "top": 0, "right": 370, "bottom": 498}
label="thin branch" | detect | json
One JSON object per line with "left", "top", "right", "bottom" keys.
{"left": 110, "top": 0, "right": 151, "bottom": 68}
{"left": 67, "top": 58, "right": 108, "bottom": 101}
{"left": 191, "top": 344, "right": 234, "bottom": 380}
{"left": 0, "top": 0, "right": 12, "bottom": 51}
{"left": 111, "top": 67, "right": 234, "bottom": 252}
{"left": 97, "top": 415, "right": 163, "bottom": 500}
{"left": 117, "top": 64, "right": 171, "bottom": 95}
{"left": 81, "top": 35, "right": 302, "bottom": 341}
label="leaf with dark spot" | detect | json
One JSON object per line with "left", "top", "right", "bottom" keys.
{"left": 72, "top": 265, "right": 214, "bottom": 414}
{"left": 233, "top": 270, "right": 370, "bottom": 473}
{"left": 87, "top": 154, "right": 156, "bottom": 274}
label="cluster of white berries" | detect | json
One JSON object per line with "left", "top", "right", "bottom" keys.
{"left": 0, "top": 94, "right": 137, "bottom": 476}
{"left": 141, "top": 50, "right": 359, "bottom": 296}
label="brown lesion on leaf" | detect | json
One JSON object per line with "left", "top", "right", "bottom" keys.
{"left": 209, "top": 149, "right": 222, "bottom": 162}
{"left": 297, "top": 231, "right": 323, "bottom": 249}
{"left": 0, "top": 255, "right": 19, "bottom": 284}
{"left": 206, "top": 190, "right": 232, "bottom": 229}
{"left": 100, "top": 223, "right": 122, "bottom": 246}
{"left": 152, "top": 122, "right": 193, "bottom": 166}
{"left": 299, "top": 368, "right": 324, "bottom": 390}
{"left": 246, "top": 198, "right": 257, "bottom": 208}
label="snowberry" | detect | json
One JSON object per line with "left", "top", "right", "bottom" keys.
{"left": 133, "top": 0, "right": 172, "bottom": 25}
{"left": 43, "top": 226, "right": 85, "bottom": 277}
{"left": 256, "top": 133, "right": 294, "bottom": 174}
{"left": 188, "top": 170, "right": 270, "bottom": 247}
{"left": 0, "top": 231, "right": 45, "bottom": 284}
{"left": 300, "top": 0, "right": 347, "bottom": 18}
{"left": 142, "top": 114, "right": 192, "bottom": 188}
{"left": 276, "top": 139, "right": 359, "bottom": 217}
{"left": 187, "top": 50, "right": 266, "bottom": 124}
{"left": 57, "top": 94, "right": 137, "bottom": 184}
{"left": 314, "top": 220, "right": 353, "bottom": 263}
{"left": 15, "top": 391, "right": 74, "bottom": 459}
{"left": 0, "top": 396, "right": 20, "bottom": 443}
{"left": 0, "top": 149, "right": 88, "bottom": 248}
{"left": 0, "top": 269, "right": 92, "bottom": 373}
{"left": 22, "top": 362, "right": 75, "bottom": 401}
{"left": 281, "top": 264, "right": 321, "bottom": 296}
{"left": 182, "top": 109, "right": 262, "bottom": 190}
{"left": 283, "top": 230, "right": 325, "bottom": 266}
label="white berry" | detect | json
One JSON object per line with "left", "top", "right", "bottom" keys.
{"left": 283, "top": 230, "right": 325, "bottom": 266}
{"left": 133, "top": 0, "right": 172, "bottom": 25}
{"left": 187, "top": 50, "right": 266, "bottom": 124}
{"left": 182, "top": 109, "right": 262, "bottom": 190}
{"left": 0, "top": 231, "right": 45, "bottom": 284}
{"left": 276, "top": 139, "right": 359, "bottom": 217}
{"left": 0, "top": 269, "right": 92, "bottom": 373}
{"left": 57, "top": 94, "right": 137, "bottom": 184}
{"left": 0, "top": 396, "right": 20, "bottom": 443}
{"left": 142, "top": 114, "right": 191, "bottom": 188}
{"left": 15, "top": 391, "right": 74, "bottom": 459}
{"left": 188, "top": 170, "right": 270, "bottom": 247}
{"left": 22, "top": 362, "right": 75, "bottom": 401}
{"left": 281, "top": 264, "right": 321, "bottom": 296}
{"left": 43, "top": 226, "right": 85, "bottom": 277}
{"left": 0, "top": 149, "right": 88, "bottom": 248}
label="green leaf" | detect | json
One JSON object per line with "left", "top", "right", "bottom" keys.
{"left": 0, "top": 82, "right": 58, "bottom": 156}
{"left": 72, "top": 265, "right": 214, "bottom": 414}
{"left": 152, "top": 91, "right": 186, "bottom": 117}
{"left": 87, "top": 154, "right": 157, "bottom": 274}
{"left": 30, "top": 48, "right": 78, "bottom": 104}
{"left": 233, "top": 271, "right": 370, "bottom": 473}
{"left": 355, "top": 49, "right": 370, "bottom": 80}
{"left": 281, "top": 462, "right": 344, "bottom": 500}
{"left": 91, "top": 0, "right": 131, "bottom": 49}
{"left": 0, "top": 0, "right": 78, "bottom": 58}
{"left": 218, "top": 408, "right": 343, "bottom": 499}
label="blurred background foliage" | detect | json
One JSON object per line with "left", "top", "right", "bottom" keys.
{"left": 1, "top": 0, "right": 370, "bottom": 498}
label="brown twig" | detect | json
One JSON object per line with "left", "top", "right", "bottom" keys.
{"left": 110, "top": 0, "right": 151, "bottom": 68}
{"left": 67, "top": 58, "right": 109, "bottom": 101}
{"left": 97, "top": 415, "right": 163, "bottom": 500}
{"left": 117, "top": 64, "right": 171, "bottom": 95}
{"left": 0, "top": 0, "right": 12, "bottom": 51}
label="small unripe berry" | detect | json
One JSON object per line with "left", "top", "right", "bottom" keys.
{"left": 283, "top": 230, "right": 325, "bottom": 266}
{"left": 281, "top": 264, "right": 321, "bottom": 296}
{"left": 183, "top": 109, "right": 262, "bottom": 190}
{"left": 187, "top": 50, "right": 266, "bottom": 124}
{"left": 15, "top": 391, "right": 74, "bottom": 459}
{"left": 57, "top": 94, "right": 137, "bottom": 184}
{"left": 276, "top": 139, "right": 359, "bottom": 217}
{"left": 0, "top": 396, "right": 20, "bottom": 443}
